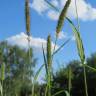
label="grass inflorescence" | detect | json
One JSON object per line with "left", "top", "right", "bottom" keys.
{"left": 25, "top": 0, "right": 30, "bottom": 36}
{"left": 56, "top": 0, "right": 71, "bottom": 37}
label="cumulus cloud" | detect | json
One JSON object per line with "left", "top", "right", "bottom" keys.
{"left": 56, "top": 31, "right": 67, "bottom": 39}
{"left": 29, "top": 0, "right": 48, "bottom": 14}
{"left": 30, "top": 0, "right": 96, "bottom": 21}
{"left": 47, "top": 10, "right": 59, "bottom": 20}
{"left": 71, "top": 35, "right": 76, "bottom": 41}
{"left": 54, "top": 31, "right": 75, "bottom": 41}
{"left": 7, "top": 32, "right": 58, "bottom": 53}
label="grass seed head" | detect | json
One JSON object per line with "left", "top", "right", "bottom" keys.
{"left": 74, "top": 31, "right": 85, "bottom": 64}
{"left": 25, "top": 0, "right": 30, "bottom": 36}
{"left": 56, "top": 0, "right": 71, "bottom": 37}
{"left": 47, "top": 35, "right": 52, "bottom": 68}
{"left": 1, "top": 63, "right": 5, "bottom": 81}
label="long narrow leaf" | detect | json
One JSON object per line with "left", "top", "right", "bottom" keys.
{"left": 52, "top": 90, "right": 65, "bottom": 96}
{"left": 32, "top": 64, "right": 44, "bottom": 96}
{"left": 52, "top": 90, "right": 70, "bottom": 96}
{"left": 0, "top": 82, "right": 2, "bottom": 96}
{"left": 44, "top": 0, "right": 59, "bottom": 12}
{"left": 42, "top": 45, "right": 48, "bottom": 75}
{"left": 52, "top": 38, "right": 71, "bottom": 56}
{"left": 65, "top": 91, "right": 70, "bottom": 96}
{"left": 66, "top": 17, "right": 85, "bottom": 64}
{"left": 34, "top": 64, "right": 44, "bottom": 80}
{"left": 84, "top": 64, "right": 96, "bottom": 72}
{"left": 66, "top": 17, "right": 88, "bottom": 96}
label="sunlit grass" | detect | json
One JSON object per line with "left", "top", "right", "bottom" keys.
{"left": 0, "top": 0, "right": 96, "bottom": 96}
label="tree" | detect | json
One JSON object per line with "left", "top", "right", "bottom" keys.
{"left": 0, "top": 41, "right": 37, "bottom": 96}
{"left": 51, "top": 53, "right": 96, "bottom": 96}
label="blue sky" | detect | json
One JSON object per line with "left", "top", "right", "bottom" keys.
{"left": 0, "top": 0, "right": 96, "bottom": 78}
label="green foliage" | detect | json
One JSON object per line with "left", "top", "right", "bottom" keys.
{"left": 0, "top": 42, "right": 37, "bottom": 96}
{"left": 66, "top": 18, "right": 85, "bottom": 64}
{"left": 32, "top": 64, "right": 44, "bottom": 96}
{"left": 51, "top": 54, "right": 96, "bottom": 96}
{"left": 1, "top": 63, "right": 5, "bottom": 81}
{"left": 0, "top": 0, "right": 95, "bottom": 96}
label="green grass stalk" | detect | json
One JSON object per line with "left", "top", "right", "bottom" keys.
{"left": 47, "top": 35, "right": 52, "bottom": 96}
{"left": 83, "top": 65, "right": 88, "bottom": 96}
{"left": 1, "top": 63, "right": 5, "bottom": 96}
{"left": 74, "top": 1, "right": 88, "bottom": 96}
{"left": 68, "top": 66, "right": 71, "bottom": 94}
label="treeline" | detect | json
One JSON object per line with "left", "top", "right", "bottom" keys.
{"left": 37, "top": 54, "right": 96, "bottom": 96}
{"left": 0, "top": 42, "right": 96, "bottom": 96}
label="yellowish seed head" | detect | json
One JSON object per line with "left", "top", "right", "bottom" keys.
{"left": 56, "top": 0, "right": 71, "bottom": 37}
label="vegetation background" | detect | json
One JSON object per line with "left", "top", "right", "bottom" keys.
{"left": 0, "top": 0, "right": 96, "bottom": 96}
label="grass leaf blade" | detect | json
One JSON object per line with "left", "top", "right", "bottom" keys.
{"left": 66, "top": 17, "right": 85, "bottom": 64}
{"left": 52, "top": 38, "right": 71, "bottom": 56}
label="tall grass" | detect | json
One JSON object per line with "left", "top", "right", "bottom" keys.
{"left": 66, "top": 17, "right": 88, "bottom": 96}
{"left": 42, "top": 35, "right": 71, "bottom": 96}
{"left": 68, "top": 66, "right": 71, "bottom": 94}
{"left": 44, "top": 0, "right": 89, "bottom": 96}
{"left": 0, "top": 63, "right": 5, "bottom": 96}
{"left": 0, "top": 0, "right": 95, "bottom": 96}
{"left": 56, "top": 0, "right": 71, "bottom": 37}
{"left": 74, "top": 1, "right": 88, "bottom": 95}
{"left": 25, "top": 0, "right": 30, "bottom": 36}
{"left": 52, "top": 0, "right": 71, "bottom": 61}
{"left": 25, "top": 0, "right": 32, "bottom": 84}
{"left": 47, "top": 35, "right": 52, "bottom": 96}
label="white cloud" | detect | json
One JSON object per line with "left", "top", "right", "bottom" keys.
{"left": 47, "top": 10, "right": 59, "bottom": 20}
{"left": 67, "top": 0, "right": 96, "bottom": 21}
{"left": 54, "top": 31, "right": 75, "bottom": 41}
{"left": 51, "top": 0, "right": 59, "bottom": 7}
{"left": 71, "top": 35, "right": 76, "bottom": 41}
{"left": 30, "top": 0, "right": 96, "bottom": 21}
{"left": 29, "top": 0, "right": 48, "bottom": 14}
{"left": 56, "top": 31, "right": 67, "bottom": 39}
{"left": 7, "top": 32, "right": 58, "bottom": 53}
